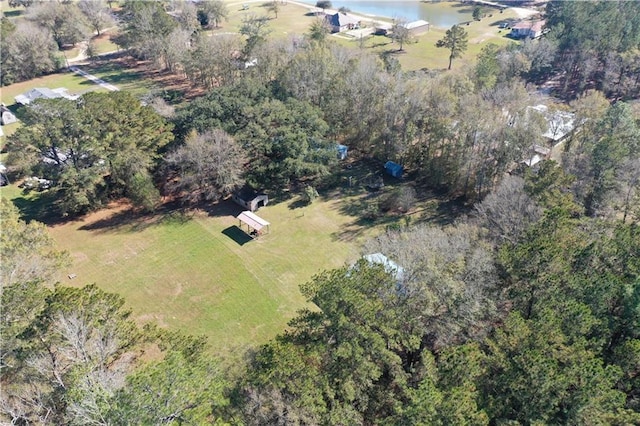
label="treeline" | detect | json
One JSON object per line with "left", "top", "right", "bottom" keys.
{"left": 96, "top": 0, "right": 640, "bottom": 102}
{"left": 1, "top": 0, "right": 114, "bottom": 85}
{"left": 8, "top": 43, "right": 640, "bottom": 216}
{"left": 542, "top": 0, "right": 640, "bottom": 99}
{"left": 238, "top": 189, "right": 640, "bottom": 424}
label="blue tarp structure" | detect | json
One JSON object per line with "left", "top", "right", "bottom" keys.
{"left": 384, "top": 161, "right": 403, "bottom": 178}
{"left": 336, "top": 144, "right": 348, "bottom": 160}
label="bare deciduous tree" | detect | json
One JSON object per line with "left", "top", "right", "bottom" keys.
{"left": 165, "top": 129, "right": 245, "bottom": 204}
{"left": 474, "top": 175, "right": 542, "bottom": 245}
{"left": 79, "top": 0, "right": 114, "bottom": 36}
{"left": 362, "top": 223, "right": 499, "bottom": 349}
{"left": 186, "top": 33, "right": 243, "bottom": 88}
{"left": 175, "top": 0, "right": 200, "bottom": 34}
{"left": 27, "top": 1, "right": 90, "bottom": 48}
{"left": 391, "top": 18, "right": 411, "bottom": 51}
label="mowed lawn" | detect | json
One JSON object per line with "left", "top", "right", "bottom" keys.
{"left": 220, "top": 1, "right": 318, "bottom": 39}
{"left": 220, "top": 0, "right": 524, "bottom": 71}
{"left": 40, "top": 196, "right": 361, "bottom": 354}
{"left": 0, "top": 72, "right": 109, "bottom": 106}
{"left": 339, "top": 8, "right": 523, "bottom": 71}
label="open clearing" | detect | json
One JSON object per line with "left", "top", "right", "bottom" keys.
{"left": 2, "top": 160, "right": 460, "bottom": 356}
{"left": 218, "top": 0, "right": 526, "bottom": 71}
{"left": 338, "top": 8, "right": 522, "bottom": 71}
{"left": 48, "top": 197, "right": 361, "bottom": 354}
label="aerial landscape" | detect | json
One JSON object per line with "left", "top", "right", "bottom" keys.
{"left": 1, "top": 0, "right": 639, "bottom": 424}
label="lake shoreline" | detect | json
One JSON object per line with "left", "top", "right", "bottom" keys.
{"left": 295, "top": 0, "right": 538, "bottom": 29}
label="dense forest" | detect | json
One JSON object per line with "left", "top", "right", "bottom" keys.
{"left": 2, "top": 0, "right": 640, "bottom": 424}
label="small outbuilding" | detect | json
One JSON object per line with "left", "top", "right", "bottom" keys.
{"left": 237, "top": 211, "right": 270, "bottom": 237}
{"left": 232, "top": 187, "right": 268, "bottom": 212}
{"left": 0, "top": 105, "right": 17, "bottom": 125}
{"left": 402, "top": 20, "right": 430, "bottom": 34}
{"left": 384, "top": 161, "right": 403, "bottom": 178}
{"left": 336, "top": 144, "right": 348, "bottom": 160}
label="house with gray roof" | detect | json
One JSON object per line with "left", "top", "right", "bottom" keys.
{"left": 15, "top": 87, "right": 78, "bottom": 106}
{"left": 324, "top": 12, "right": 361, "bottom": 33}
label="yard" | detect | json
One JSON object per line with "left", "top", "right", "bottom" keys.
{"left": 1, "top": 159, "right": 460, "bottom": 357}
{"left": 335, "top": 7, "right": 523, "bottom": 71}
{"left": 218, "top": 0, "right": 527, "bottom": 71}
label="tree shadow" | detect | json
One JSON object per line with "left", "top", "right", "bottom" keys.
{"left": 288, "top": 197, "right": 309, "bottom": 210}
{"left": 78, "top": 205, "right": 192, "bottom": 234}
{"left": 201, "top": 198, "right": 245, "bottom": 218}
{"left": 222, "top": 225, "right": 253, "bottom": 246}
{"left": 11, "top": 191, "right": 62, "bottom": 225}
{"left": 417, "top": 195, "right": 471, "bottom": 226}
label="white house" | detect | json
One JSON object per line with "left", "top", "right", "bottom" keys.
{"left": 510, "top": 20, "right": 546, "bottom": 39}
{"left": 15, "top": 87, "right": 78, "bottom": 106}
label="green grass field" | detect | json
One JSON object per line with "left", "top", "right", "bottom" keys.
{"left": 1, "top": 159, "right": 457, "bottom": 357}
{"left": 91, "top": 29, "right": 120, "bottom": 55}
{"left": 220, "top": 1, "right": 522, "bottom": 71}
{"left": 221, "top": 1, "right": 318, "bottom": 39}
{"left": 0, "top": 72, "right": 109, "bottom": 106}
{"left": 1, "top": 181, "right": 381, "bottom": 354}
{"left": 80, "top": 59, "right": 160, "bottom": 97}
{"left": 335, "top": 9, "right": 521, "bottom": 71}
{"left": 47, "top": 197, "right": 361, "bottom": 353}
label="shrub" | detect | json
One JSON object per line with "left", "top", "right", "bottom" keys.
{"left": 379, "top": 186, "right": 416, "bottom": 213}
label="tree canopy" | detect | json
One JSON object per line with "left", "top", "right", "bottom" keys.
{"left": 7, "top": 92, "right": 174, "bottom": 215}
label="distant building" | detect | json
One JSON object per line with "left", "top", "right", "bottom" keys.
{"left": 510, "top": 19, "right": 545, "bottom": 39}
{"left": 14, "top": 87, "right": 78, "bottom": 105}
{"left": 521, "top": 105, "right": 576, "bottom": 167}
{"left": 528, "top": 104, "right": 576, "bottom": 145}
{"left": 401, "top": 20, "right": 430, "bottom": 34}
{"left": 324, "top": 12, "right": 361, "bottom": 33}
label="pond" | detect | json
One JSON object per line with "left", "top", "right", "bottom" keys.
{"left": 300, "top": 1, "right": 476, "bottom": 28}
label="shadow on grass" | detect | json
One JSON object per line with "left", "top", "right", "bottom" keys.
{"left": 330, "top": 209, "right": 406, "bottom": 242}
{"left": 202, "top": 199, "right": 244, "bottom": 218}
{"left": 78, "top": 200, "right": 194, "bottom": 234}
{"left": 11, "top": 191, "right": 61, "bottom": 225}
{"left": 77, "top": 69, "right": 145, "bottom": 87}
{"left": 288, "top": 197, "right": 309, "bottom": 210}
{"left": 222, "top": 225, "right": 253, "bottom": 246}
{"left": 417, "top": 195, "right": 471, "bottom": 226}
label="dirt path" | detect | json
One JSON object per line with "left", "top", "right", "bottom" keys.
{"left": 68, "top": 66, "right": 120, "bottom": 92}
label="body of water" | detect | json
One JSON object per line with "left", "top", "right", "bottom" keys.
{"left": 300, "top": 1, "right": 475, "bottom": 28}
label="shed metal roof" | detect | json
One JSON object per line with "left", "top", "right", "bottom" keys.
{"left": 237, "top": 211, "right": 270, "bottom": 231}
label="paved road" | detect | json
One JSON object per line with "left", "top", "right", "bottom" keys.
{"left": 69, "top": 66, "right": 120, "bottom": 92}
